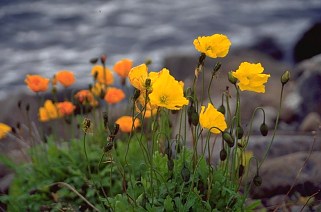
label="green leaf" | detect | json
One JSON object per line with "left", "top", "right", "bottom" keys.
{"left": 164, "top": 195, "right": 174, "bottom": 212}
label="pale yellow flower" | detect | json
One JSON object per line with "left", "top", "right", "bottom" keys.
{"left": 232, "top": 62, "right": 270, "bottom": 93}
{"left": 199, "top": 103, "right": 227, "bottom": 134}
{"left": 128, "top": 64, "right": 159, "bottom": 91}
{"left": 39, "top": 100, "right": 61, "bottom": 122}
{"left": 149, "top": 68, "right": 188, "bottom": 110}
{"left": 193, "top": 34, "right": 231, "bottom": 58}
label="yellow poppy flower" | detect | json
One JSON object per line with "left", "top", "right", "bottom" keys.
{"left": 91, "top": 82, "right": 103, "bottom": 97}
{"left": 149, "top": 68, "right": 189, "bottom": 110}
{"left": 39, "top": 100, "right": 61, "bottom": 122}
{"left": 116, "top": 116, "right": 141, "bottom": 133}
{"left": 135, "top": 93, "right": 158, "bottom": 118}
{"left": 232, "top": 62, "right": 270, "bottom": 93}
{"left": 91, "top": 65, "right": 114, "bottom": 85}
{"left": 25, "top": 75, "right": 50, "bottom": 92}
{"left": 128, "top": 64, "right": 159, "bottom": 91}
{"left": 193, "top": 34, "right": 231, "bottom": 58}
{"left": 0, "top": 123, "right": 11, "bottom": 139}
{"left": 199, "top": 103, "right": 227, "bottom": 134}
{"left": 55, "top": 70, "right": 76, "bottom": 87}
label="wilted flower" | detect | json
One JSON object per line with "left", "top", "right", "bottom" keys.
{"left": 113, "top": 58, "right": 133, "bottom": 79}
{"left": 56, "top": 101, "right": 76, "bottom": 116}
{"left": 38, "top": 100, "right": 61, "bottom": 122}
{"left": 193, "top": 34, "right": 231, "bottom": 58}
{"left": 91, "top": 65, "right": 114, "bottom": 85}
{"left": 116, "top": 116, "right": 141, "bottom": 133}
{"left": 128, "top": 64, "right": 159, "bottom": 91}
{"left": 149, "top": 68, "right": 188, "bottom": 110}
{"left": 55, "top": 70, "right": 75, "bottom": 87}
{"left": 25, "top": 75, "right": 50, "bottom": 92}
{"left": 199, "top": 103, "right": 227, "bottom": 134}
{"left": 74, "top": 90, "right": 98, "bottom": 107}
{"left": 104, "top": 87, "right": 126, "bottom": 104}
{"left": 0, "top": 123, "right": 11, "bottom": 139}
{"left": 232, "top": 62, "right": 270, "bottom": 93}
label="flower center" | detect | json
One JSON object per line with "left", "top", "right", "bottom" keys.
{"left": 159, "top": 96, "right": 168, "bottom": 104}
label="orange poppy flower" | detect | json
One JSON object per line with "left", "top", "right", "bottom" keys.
{"left": 55, "top": 70, "right": 76, "bottom": 87}
{"left": 56, "top": 101, "right": 76, "bottom": 116}
{"left": 115, "top": 116, "right": 141, "bottom": 133}
{"left": 74, "top": 90, "right": 98, "bottom": 107}
{"left": 113, "top": 59, "right": 133, "bottom": 78}
{"left": 91, "top": 65, "right": 114, "bottom": 85}
{"left": 104, "top": 87, "right": 126, "bottom": 104}
{"left": 25, "top": 75, "right": 50, "bottom": 92}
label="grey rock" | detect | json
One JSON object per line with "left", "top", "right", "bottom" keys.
{"left": 299, "top": 112, "right": 321, "bottom": 132}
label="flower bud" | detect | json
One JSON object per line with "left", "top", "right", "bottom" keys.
{"left": 51, "top": 87, "right": 57, "bottom": 95}
{"left": 260, "top": 123, "right": 268, "bottom": 136}
{"left": 236, "top": 125, "right": 244, "bottom": 139}
{"left": 188, "top": 105, "right": 199, "bottom": 126}
{"left": 144, "top": 59, "right": 152, "bottom": 66}
{"left": 145, "top": 78, "right": 151, "bottom": 88}
{"left": 228, "top": 71, "right": 237, "bottom": 84}
{"left": 212, "top": 62, "right": 222, "bottom": 75}
{"left": 90, "top": 57, "right": 99, "bottom": 64}
{"left": 104, "top": 142, "right": 114, "bottom": 152}
{"left": 133, "top": 89, "right": 141, "bottom": 101}
{"left": 220, "top": 148, "right": 227, "bottom": 161}
{"left": 181, "top": 164, "right": 190, "bottom": 182}
{"left": 281, "top": 70, "right": 290, "bottom": 85}
{"left": 238, "top": 164, "right": 245, "bottom": 177}
{"left": 17, "top": 100, "right": 22, "bottom": 110}
{"left": 25, "top": 104, "right": 30, "bottom": 112}
{"left": 100, "top": 54, "right": 107, "bottom": 64}
{"left": 253, "top": 175, "right": 262, "bottom": 186}
{"left": 223, "top": 131, "right": 234, "bottom": 147}
{"left": 113, "top": 123, "right": 120, "bottom": 135}
{"left": 217, "top": 104, "right": 225, "bottom": 115}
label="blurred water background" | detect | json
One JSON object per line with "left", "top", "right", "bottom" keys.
{"left": 0, "top": 0, "right": 321, "bottom": 100}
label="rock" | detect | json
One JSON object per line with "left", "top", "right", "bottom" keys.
{"left": 250, "top": 151, "right": 321, "bottom": 200}
{"left": 299, "top": 112, "right": 321, "bottom": 132}
{"left": 248, "top": 134, "right": 320, "bottom": 160}
{"left": 249, "top": 36, "right": 284, "bottom": 60}
{"left": 293, "top": 22, "right": 321, "bottom": 63}
{"left": 283, "top": 54, "right": 321, "bottom": 128}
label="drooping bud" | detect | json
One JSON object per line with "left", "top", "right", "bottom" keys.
{"left": 181, "top": 164, "right": 190, "bottom": 182}
{"left": 253, "top": 175, "right": 262, "bottom": 186}
{"left": 281, "top": 70, "right": 290, "bottom": 85}
{"left": 236, "top": 125, "right": 244, "bottom": 139}
{"left": 260, "top": 123, "right": 268, "bottom": 136}
{"left": 212, "top": 62, "right": 222, "bottom": 75}
{"left": 167, "top": 159, "right": 174, "bottom": 171}
{"left": 217, "top": 104, "right": 226, "bottom": 115}
{"left": 228, "top": 71, "right": 237, "bottom": 85}
{"left": 220, "top": 148, "right": 227, "bottom": 161}
{"left": 144, "top": 59, "right": 152, "bottom": 66}
{"left": 223, "top": 131, "right": 234, "bottom": 147}
{"left": 188, "top": 105, "right": 199, "bottom": 126}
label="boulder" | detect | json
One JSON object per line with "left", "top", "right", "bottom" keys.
{"left": 249, "top": 36, "right": 284, "bottom": 60}
{"left": 250, "top": 151, "right": 321, "bottom": 200}
{"left": 293, "top": 21, "right": 321, "bottom": 63}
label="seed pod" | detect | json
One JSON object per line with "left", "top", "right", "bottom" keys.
{"left": 113, "top": 123, "right": 120, "bottom": 135}
{"left": 181, "top": 164, "right": 190, "bottom": 182}
{"left": 217, "top": 104, "right": 225, "bottom": 115}
{"left": 220, "top": 148, "right": 227, "bottom": 161}
{"left": 236, "top": 125, "right": 244, "bottom": 139}
{"left": 260, "top": 123, "right": 268, "bottom": 136}
{"left": 253, "top": 175, "right": 262, "bottom": 186}
{"left": 223, "top": 132, "right": 234, "bottom": 147}
{"left": 228, "top": 71, "right": 237, "bottom": 84}
{"left": 281, "top": 70, "right": 290, "bottom": 85}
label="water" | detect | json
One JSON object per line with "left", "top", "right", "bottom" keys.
{"left": 0, "top": 0, "right": 321, "bottom": 100}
